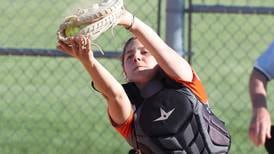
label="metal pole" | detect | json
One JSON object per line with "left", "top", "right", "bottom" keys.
{"left": 187, "top": 0, "right": 193, "bottom": 64}
{"left": 166, "top": 0, "right": 184, "bottom": 56}
{"left": 157, "top": 0, "right": 162, "bottom": 35}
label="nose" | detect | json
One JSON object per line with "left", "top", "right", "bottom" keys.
{"left": 133, "top": 57, "right": 141, "bottom": 62}
{"left": 133, "top": 52, "right": 141, "bottom": 63}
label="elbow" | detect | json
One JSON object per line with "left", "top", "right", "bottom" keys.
{"left": 175, "top": 66, "right": 193, "bottom": 82}
{"left": 179, "top": 72, "right": 193, "bottom": 82}
{"left": 169, "top": 72, "right": 193, "bottom": 83}
{"left": 184, "top": 73, "right": 193, "bottom": 82}
{"left": 176, "top": 60, "right": 193, "bottom": 82}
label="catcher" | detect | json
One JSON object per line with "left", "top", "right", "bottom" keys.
{"left": 56, "top": 0, "right": 231, "bottom": 153}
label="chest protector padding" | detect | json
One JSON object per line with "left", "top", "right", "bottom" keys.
{"left": 138, "top": 88, "right": 230, "bottom": 154}
{"left": 123, "top": 81, "right": 231, "bottom": 154}
{"left": 140, "top": 89, "right": 194, "bottom": 143}
{"left": 137, "top": 88, "right": 209, "bottom": 153}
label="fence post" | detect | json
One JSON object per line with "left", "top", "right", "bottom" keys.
{"left": 165, "top": 0, "right": 184, "bottom": 56}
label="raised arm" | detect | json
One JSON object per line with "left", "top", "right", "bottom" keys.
{"left": 57, "top": 35, "right": 132, "bottom": 125}
{"left": 119, "top": 11, "right": 193, "bottom": 82}
{"left": 248, "top": 68, "right": 271, "bottom": 146}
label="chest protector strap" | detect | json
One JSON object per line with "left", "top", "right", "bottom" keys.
{"left": 124, "top": 83, "right": 231, "bottom": 154}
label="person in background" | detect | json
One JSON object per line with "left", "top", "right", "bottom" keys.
{"left": 248, "top": 40, "right": 274, "bottom": 153}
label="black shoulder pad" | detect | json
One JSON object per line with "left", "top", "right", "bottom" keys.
{"left": 122, "top": 82, "right": 144, "bottom": 108}
{"left": 158, "top": 70, "right": 184, "bottom": 89}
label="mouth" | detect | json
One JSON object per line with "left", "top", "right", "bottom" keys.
{"left": 133, "top": 65, "right": 145, "bottom": 71}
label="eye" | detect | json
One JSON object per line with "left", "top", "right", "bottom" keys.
{"left": 141, "top": 50, "right": 149, "bottom": 55}
{"left": 125, "top": 54, "right": 133, "bottom": 61}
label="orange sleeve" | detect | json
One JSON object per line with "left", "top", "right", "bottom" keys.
{"left": 175, "top": 70, "right": 208, "bottom": 104}
{"left": 108, "top": 111, "right": 134, "bottom": 138}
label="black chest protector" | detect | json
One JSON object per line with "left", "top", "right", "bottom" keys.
{"left": 123, "top": 77, "right": 231, "bottom": 154}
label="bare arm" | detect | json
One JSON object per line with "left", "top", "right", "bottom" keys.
{"left": 57, "top": 35, "right": 132, "bottom": 125}
{"left": 83, "top": 59, "right": 132, "bottom": 125}
{"left": 249, "top": 69, "right": 268, "bottom": 109}
{"left": 119, "top": 11, "right": 193, "bottom": 82}
{"left": 248, "top": 69, "right": 271, "bottom": 146}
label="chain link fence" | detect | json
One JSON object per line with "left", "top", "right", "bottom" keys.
{"left": 0, "top": 0, "right": 274, "bottom": 153}
{"left": 186, "top": 1, "right": 274, "bottom": 153}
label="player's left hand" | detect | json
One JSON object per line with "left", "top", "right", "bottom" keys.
{"left": 57, "top": 34, "right": 95, "bottom": 65}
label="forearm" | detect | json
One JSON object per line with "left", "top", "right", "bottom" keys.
{"left": 81, "top": 58, "right": 132, "bottom": 124}
{"left": 82, "top": 59, "right": 123, "bottom": 98}
{"left": 248, "top": 69, "right": 272, "bottom": 146}
{"left": 128, "top": 16, "right": 193, "bottom": 81}
{"left": 249, "top": 69, "right": 268, "bottom": 111}
{"left": 56, "top": 32, "right": 131, "bottom": 124}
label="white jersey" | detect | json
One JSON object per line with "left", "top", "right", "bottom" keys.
{"left": 254, "top": 41, "right": 274, "bottom": 80}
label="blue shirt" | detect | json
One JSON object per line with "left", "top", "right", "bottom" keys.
{"left": 254, "top": 41, "right": 274, "bottom": 80}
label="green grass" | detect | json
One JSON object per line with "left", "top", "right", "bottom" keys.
{"left": 1, "top": 0, "right": 274, "bottom": 153}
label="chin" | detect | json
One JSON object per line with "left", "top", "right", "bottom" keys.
{"left": 129, "top": 77, "right": 144, "bottom": 83}
{"left": 129, "top": 75, "right": 152, "bottom": 84}
{"left": 127, "top": 67, "right": 158, "bottom": 83}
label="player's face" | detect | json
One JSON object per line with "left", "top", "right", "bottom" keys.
{"left": 123, "top": 39, "right": 158, "bottom": 84}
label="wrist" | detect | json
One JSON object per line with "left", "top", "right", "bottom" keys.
{"left": 252, "top": 106, "right": 268, "bottom": 115}
{"left": 81, "top": 56, "right": 96, "bottom": 68}
{"left": 125, "top": 15, "right": 135, "bottom": 30}
{"left": 118, "top": 10, "right": 134, "bottom": 28}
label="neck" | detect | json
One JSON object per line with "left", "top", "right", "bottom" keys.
{"left": 135, "top": 79, "right": 163, "bottom": 98}
{"left": 135, "top": 82, "right": 147, "bottom": 89}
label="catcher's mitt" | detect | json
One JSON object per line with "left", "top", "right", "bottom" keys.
{"left": 57, "top": 0, "right": 124, "bottom": 44}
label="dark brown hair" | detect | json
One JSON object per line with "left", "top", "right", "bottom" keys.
{"left": 120, "top": 37, "right": 137, "bottom": 69}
